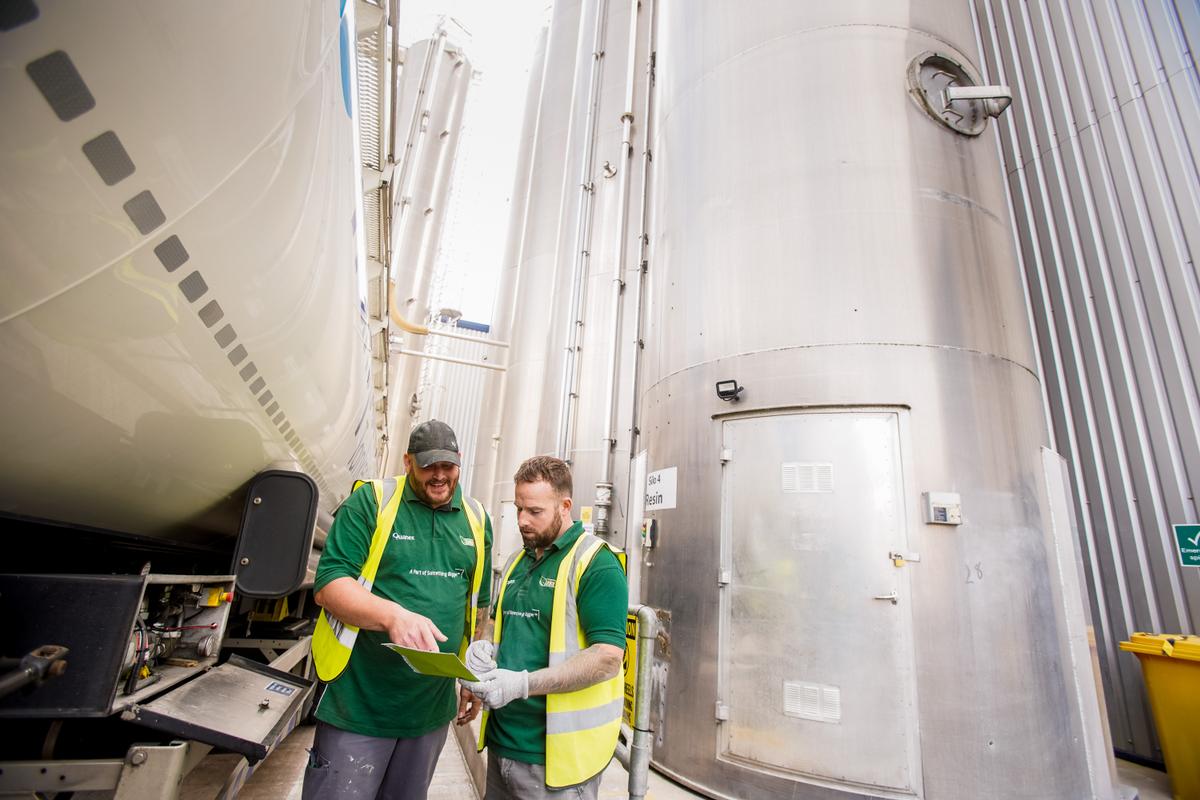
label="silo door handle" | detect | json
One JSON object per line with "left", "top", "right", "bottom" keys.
{"left": 872, "top": 591, "right": 898, "bottom": 605}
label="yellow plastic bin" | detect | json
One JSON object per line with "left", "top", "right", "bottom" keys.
{"left": 1119, "top": 633, "right": 1200, "bottom": 800}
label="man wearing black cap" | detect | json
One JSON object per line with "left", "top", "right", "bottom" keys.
{"left": 304, "top": 420, "right": 493, "bottom": 800}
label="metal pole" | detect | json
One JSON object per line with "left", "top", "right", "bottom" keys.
{"left": 425, "top": 328, "right": 510, "bottom": 348}
{"left": 623, "top": 604, "right": 657, "bottom": 800}
{"left": 593, "top": 0, "right": 641, "bottom": 541}
{"left": 555, "top": 0, "right": 610, "bottom": 458}
{"left": 394, "top": 349, "right": 506, "bottom": 372}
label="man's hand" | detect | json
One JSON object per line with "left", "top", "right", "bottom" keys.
{"left": 464, "top": 639, "right": 496, "bottom": 675}
{"left": 456, "top": 684, "right": 482, "bottom": 725}
{"left": 385, "top": 606, "right": 447, "bottom": 652}
{"left": 463, "top": 668, "right": 529, "bottom": 710}
{"left": 314, "top": 578, "right": 446, "bottom": 652}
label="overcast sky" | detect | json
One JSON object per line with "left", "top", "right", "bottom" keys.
{"left": 397, "top": 1, "right": 550, "bottom": 325}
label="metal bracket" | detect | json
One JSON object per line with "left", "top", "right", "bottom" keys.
{"left": 943, "top": 84, "right": 1012, "bottom": 118}
{"left": 115, "top": 742, "right": 194, "bottom": 800}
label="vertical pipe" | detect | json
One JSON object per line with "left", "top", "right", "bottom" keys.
{"left": 592, "top": 0, "right": 641, "bottom": 540}
{"left": 390, "top": 31, "right": 446, "bottom": 270}
{"left": 555, "top": 0, "right": 610, "bottom": 459}
{"left": 622, "top": 0, "right": 656, "bottom": 556}
{"left": 386, "top": 0, "right": 399, "bottom": 163}
{"left": 626, "top": 604, "right": 658, "bottom": 800}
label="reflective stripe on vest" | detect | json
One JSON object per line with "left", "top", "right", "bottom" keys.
{"left": 477, "top": 534, "right": 625, "bottom": 789}
{"left": 312, "top": 477, "right": 486, "bottom": 683}
{"left": 459, "top": 495, "right": 488, "bottom": 659}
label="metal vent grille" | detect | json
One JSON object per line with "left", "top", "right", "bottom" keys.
{"left": 781, "top": 462, "right": 833, "bottom": 493}
{"left": 357, "top": 29, "right": 383, "bottom": 170}
{"left": 363, "top": 185, "right": 383, "bottom": 263}
{"left": 783, "top": 681, "right": 841, "bottom": 723}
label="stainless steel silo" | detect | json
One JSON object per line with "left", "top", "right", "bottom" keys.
{"left": 484, "top": 0, "right": 585, "bottom": 560}
{"left": 482, "top": 0, "right": 653, "bottom": 566}
{"left": 550, "top": 0, "right": 650, "bottom": 549}
{"left": 636, "top": 2, "right": 1122, "bottom": 798}
{"left": 384, "top": 34, "right": 472, "bottom": 471}
{"left": 469, "top": 24, "right": 548, "bottom": 507}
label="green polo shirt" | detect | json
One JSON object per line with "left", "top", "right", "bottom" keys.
{"left": 314, "top": 480, "right": 492, "bottom": 739}
{"left": 486, "top": 521, "right": 627, "bottom": 764}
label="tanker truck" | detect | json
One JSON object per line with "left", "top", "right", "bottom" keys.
{"left": 0, "top": 1, "right": 471, "bottom": 794}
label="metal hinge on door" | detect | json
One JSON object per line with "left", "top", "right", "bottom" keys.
{"left": 715, "top": 702, "right": 729, "bottom": 721}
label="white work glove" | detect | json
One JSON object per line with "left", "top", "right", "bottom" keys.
{"left": 463, "top": 668, "right": 529, "bottom": 710}
{"left": 464, "top": 639, "right": 496, "bottom": 676}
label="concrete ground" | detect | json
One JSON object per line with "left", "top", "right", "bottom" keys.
{"left": 182, "top": 722, "right": 1176, "bottom": 799}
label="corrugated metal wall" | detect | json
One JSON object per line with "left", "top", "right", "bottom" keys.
{"left": 969, "top": 0, "right": 1200, "bottom": 762}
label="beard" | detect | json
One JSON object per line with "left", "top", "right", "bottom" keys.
{"left": 521, "top": 512, "right": 564, "bottom": 553}
{"left": 408, "top": 470, "right": 456, "bottom": 508}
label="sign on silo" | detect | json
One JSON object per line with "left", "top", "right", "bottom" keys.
{"left": 645, "top": 467, "right": 677, "bottom": 511}
{"left": 1174, "top": 525, "right": 1200, "bottom": 568}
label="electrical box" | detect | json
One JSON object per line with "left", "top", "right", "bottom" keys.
{"left": 923, "top": 492, "right": 962, "bottom": 525}
{"left": 641, "top": 518, "right": 659, "bottom": 548}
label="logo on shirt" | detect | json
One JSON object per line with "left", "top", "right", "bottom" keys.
{"left": 392, "top": 533, "right": 415, "bottom": 541}
{"left": 408, "top": 568, "right": 466, "bottom": 579}
{"left": 460, "top": 536, "right": 474, "bottom": 547}
{"left": 538, "top": 576, "right": 556, "bottom": 588}
{"left": 503, "top": 609, "right": 540, "bottom": 621}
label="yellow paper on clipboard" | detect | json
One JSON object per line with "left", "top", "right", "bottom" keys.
{"left": 382, "top": 643, "right": 480, "bottom": 680}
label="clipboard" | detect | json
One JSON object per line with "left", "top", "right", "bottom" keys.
{"left": 382, "top": 643, "right": 480, "bottom": 681}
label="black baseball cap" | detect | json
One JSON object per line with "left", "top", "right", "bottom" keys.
{"left": 407, "top": 420, "right": 461, "bottom": 468}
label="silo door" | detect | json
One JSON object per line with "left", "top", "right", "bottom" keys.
{"left": 718, "top": 411, "right": 920, "bottom": 793}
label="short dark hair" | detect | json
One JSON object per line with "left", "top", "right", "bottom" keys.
{"left": 514, "top": 455, "right": 573, "bottom": 497}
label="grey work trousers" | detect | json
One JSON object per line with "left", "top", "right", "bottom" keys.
{"left": 483, "top": 754, "right": 602, "bottom": 800}
{"left": 301, "top": 720, "right": 449, "bottom": 800}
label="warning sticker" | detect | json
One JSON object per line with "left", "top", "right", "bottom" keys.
{"left": 622, "top": 613, "right": 638, "bottom": 725}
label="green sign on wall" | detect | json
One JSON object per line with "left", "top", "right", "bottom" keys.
{"left": 1174, "top": 525, "right": 1200, "bottom": 568}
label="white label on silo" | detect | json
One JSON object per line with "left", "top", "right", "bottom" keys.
{"left": 645, "top": 467, "right": 677, "bottom": 510}
{"left": 781, "top": 462, "right": 834, "bottom": 493}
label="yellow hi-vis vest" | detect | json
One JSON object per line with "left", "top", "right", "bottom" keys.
{"left": 312, "top": 476, "right": 487, "bottom": 682}
{"left": 478, "top": 533, "right": 625, "bottom": 789}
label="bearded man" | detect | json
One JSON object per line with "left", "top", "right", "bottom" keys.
{"left": 463, "top": 455, "right": 627, "bottom": 800}
{"left": 306, "top": 420, "right": 492, "bottom": 800}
